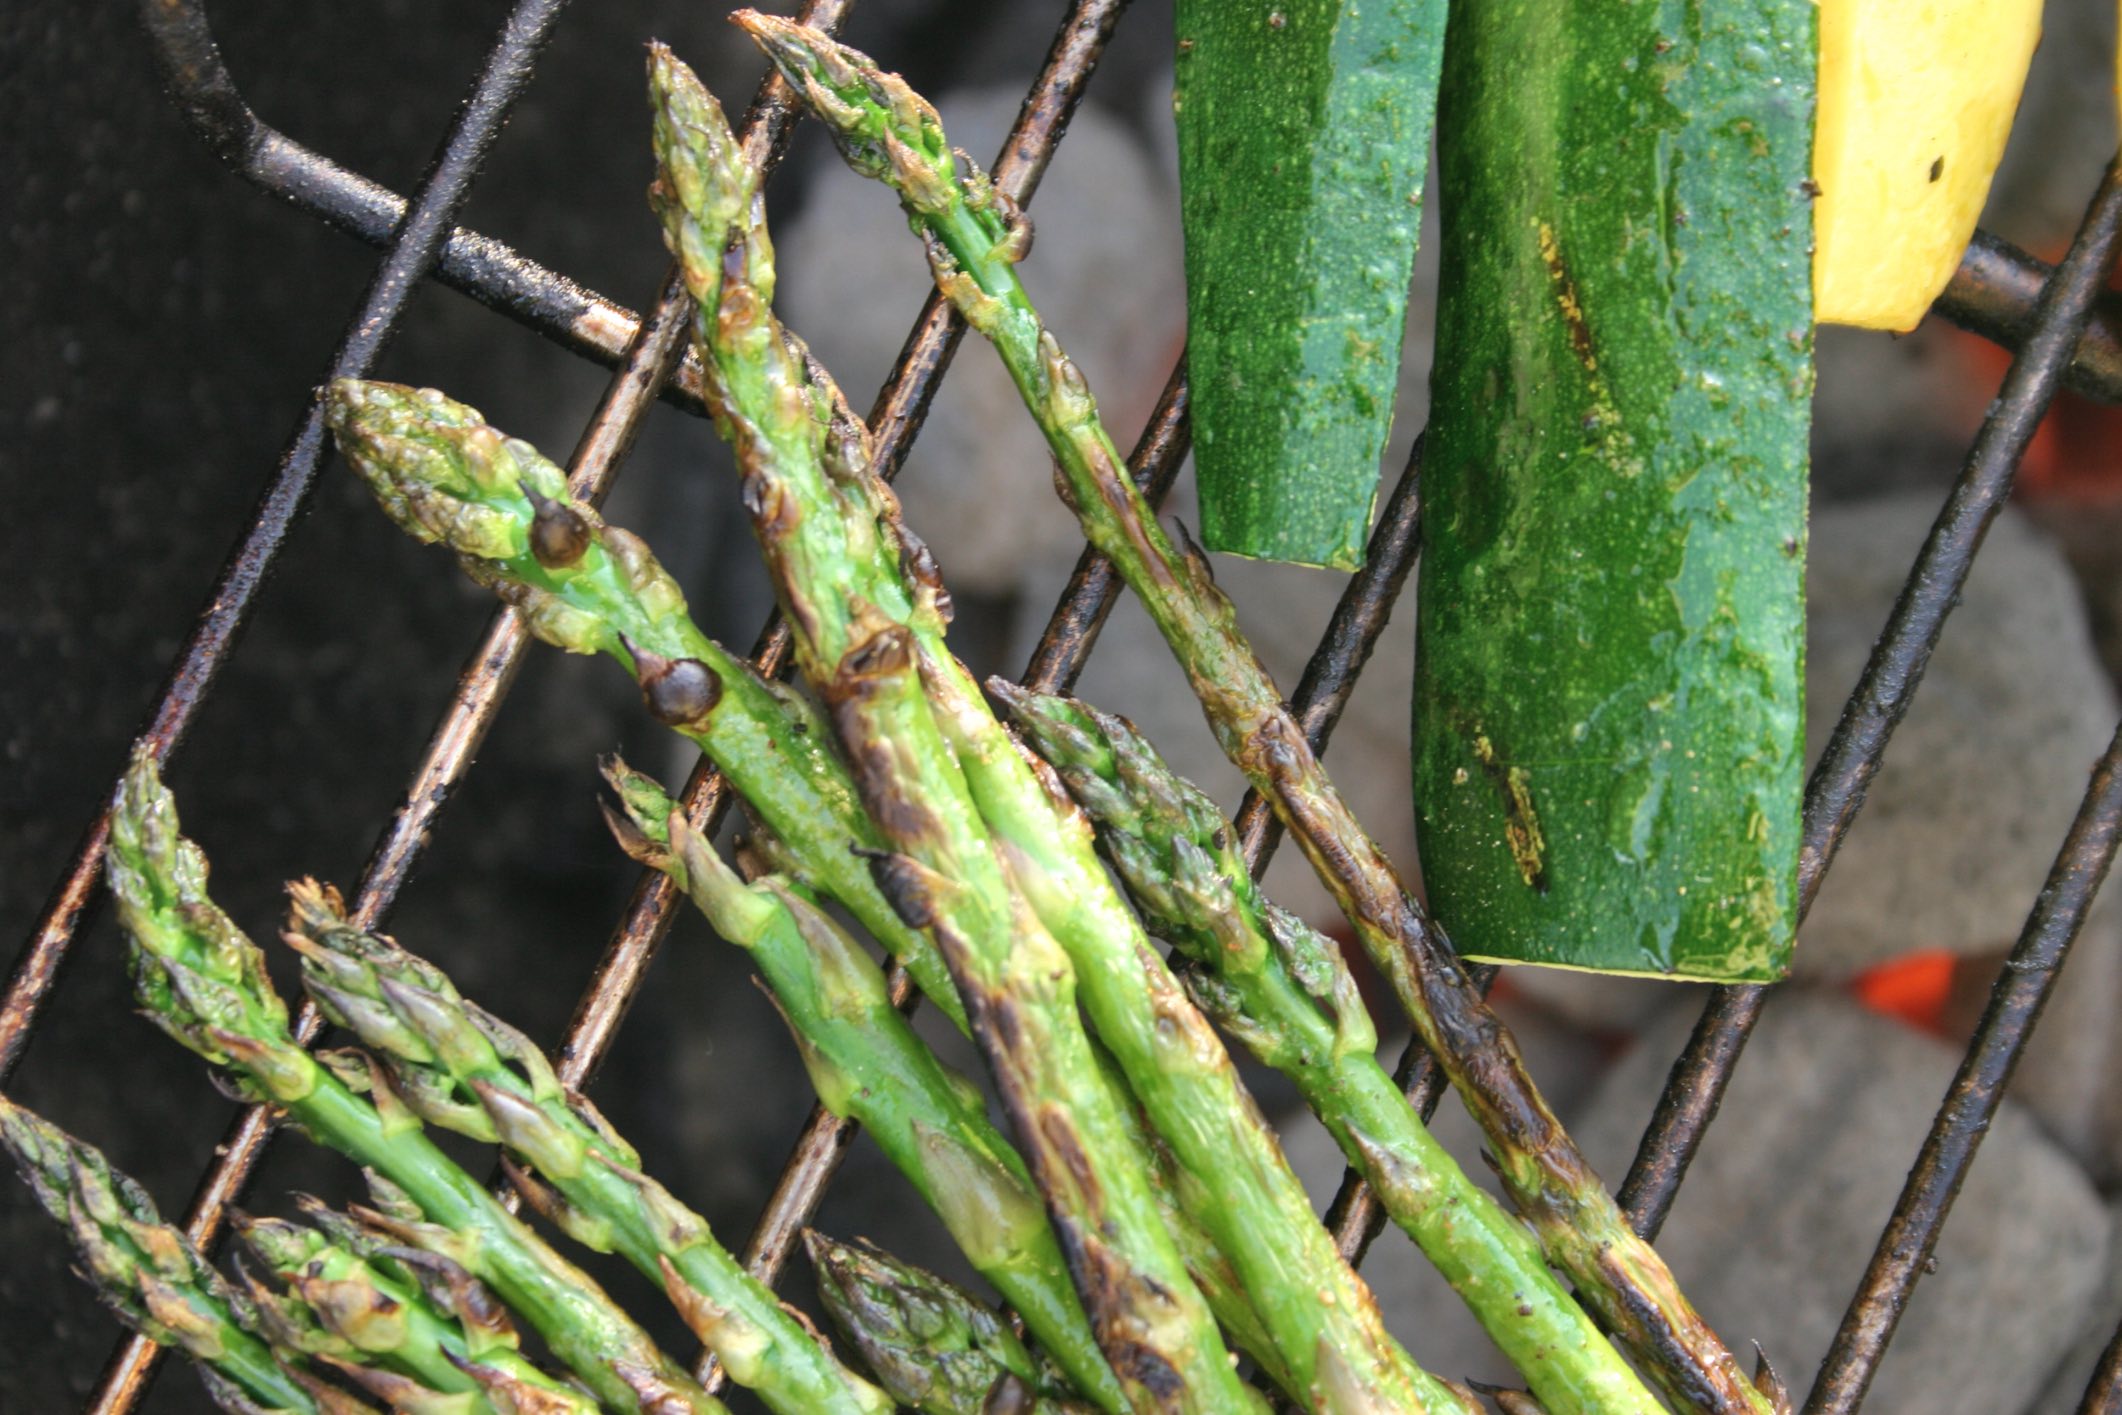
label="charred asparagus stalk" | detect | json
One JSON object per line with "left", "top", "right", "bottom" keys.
{"left": 804, "top": 1231, "right": 1095, "bottom": 1415}
{"left": 601, "top": 755, "right": 1129, "bottom": 1414}
{"left": 742, "top": 16, "right": 1768, "bottom": 1411}
{"left": 103, "top": 750, "right": 722, "bottom": 1415}
{"left": 650, "top": 45, "right": 1462, "bottom": 1414}
{"left": 280, "top": 881, "right": 890, "bottom": 1415}
{"left": 0, "top": 1098, "right": 358, "bottom": 1415}
{"left": 233, "top": 1199, "right": 598, "bottom": 1415}
{"left": 997, "top": 688, "right": 1664, "bottom": 1415}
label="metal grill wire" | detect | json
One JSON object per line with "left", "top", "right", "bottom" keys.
{"left": 2, "top": 1, "right": 2119, "bottom": 1411}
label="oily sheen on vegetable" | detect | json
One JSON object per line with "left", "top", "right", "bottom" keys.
{"left": 1415, "top": 0, "right": 1814, "bottom": 981}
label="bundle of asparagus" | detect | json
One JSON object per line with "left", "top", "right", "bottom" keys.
{"left": 735, "top": 17, "right": 1781, "bottom": 1415}
{"left": 94, "top": 750, "right": 730, "bottom": 1413}
{"left": 645, "top": 44, "right": 1462, "bottom": 1414}
{"left": 2, "top": 18, "right": 1815, "bottom": 1415}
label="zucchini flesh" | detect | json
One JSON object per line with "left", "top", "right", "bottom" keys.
{"left": 1174, "top": 0, "right": 1445, "bottom": 571}
{"left": 1414, "top": 1, "right": 1814, "bottom": 982}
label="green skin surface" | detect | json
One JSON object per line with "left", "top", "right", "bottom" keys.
{"left": 102, "top": 757, "right": 722, "bottom": 1415}
{"left": 1000, "top": 689, "right": 1664, "bottom": 1415}
{"left": 1416, "top": 0, "right": 1814, "bottom": 981}
{"left": 606, "top": 762, "right": 1132, "bottom": 1415}
{"left": 1176, "top": 0, "right": 1444, "bottom": 569}
{"left": 0, "top": 1099, "right": 324, "bottom": 1415}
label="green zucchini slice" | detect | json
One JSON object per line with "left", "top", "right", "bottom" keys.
{"left": 1174, "top": 0, "right": 1446, "bottom": 570}
{"left": 1413, "top": 1, "right": 1815, "bottom": 981}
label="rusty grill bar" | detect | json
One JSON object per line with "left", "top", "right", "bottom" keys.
{"left": 5, "top": 1, "right": 2121, "bottom": 1411}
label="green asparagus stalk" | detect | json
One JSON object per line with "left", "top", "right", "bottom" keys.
{"left": 280, "top": 882, "right": 889, "bottom": 1415}
{"left": 996, "top": 688, "right": 1664, "bottom": 1415}
{"left": 0, "top": 1097, "right": 358, "bottom": 1415}
{"left": 803, "top": 1231, "right": 1095, "bottom": 1415}
{"left": 233, "top": 1199, "right": 598, "bottom": 1414}
{"left": 647, "top": 47, "right": 1269, "bottom": 1415}
{"left": 600, "top": 755, "right": 1132, "bottom": 1414}
{"left": 322, "top": 382, "right": 1288, "bottom": 1401}
{"left": 740, "top": 16, "right": 1769, "bottom": 1412}
{"left": 321, "top": 377, "right": 965, "bottom": 1039}
{"left": 102, "top": 749, "right": 722, "bottom": 1415}
{"left": 650, "top": 45, "right": 1464, "bottom": 1415}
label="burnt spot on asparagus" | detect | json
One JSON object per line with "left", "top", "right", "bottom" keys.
{"left": 526, "top": 489, "right": 594, "bottom": 569}
{"left": 626, "top": 641, "right": 723, "bottom": 730}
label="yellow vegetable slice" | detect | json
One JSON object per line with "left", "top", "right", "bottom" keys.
{"left": 1814, "top": 0, "right": 2042, "bottom": 331}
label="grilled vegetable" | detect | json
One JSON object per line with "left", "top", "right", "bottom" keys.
{"left": 1814, "top": 0, "right": 2042, "bottom": 330}
{"left": 729, "top": 22, "right": 1465, "bottom": 1412}
{"left": 805, "top": 1232, "right": 1096, "bottom": 1415}
{"left": 646, "top": 51, "right": 1262, "bottom": 1411}
{"left": 1173, "top": 0, "right": 1445, "bottom": 569}
{"left": 1414, "top": 0, "right": 1814, "bottom": 985}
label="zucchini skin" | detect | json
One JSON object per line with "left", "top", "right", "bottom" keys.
{"left": 1174, "top": 0, "right": 1445, "bottom": 570}
{"left": 1414, "top": 0, "right": 1814, "bottom": 982}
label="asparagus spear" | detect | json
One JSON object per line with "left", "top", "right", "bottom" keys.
{"left": 280, "top": 881, "right": 890, "bottom": 1415}
{"left": 740, "top": 17, "right": 1769, "bottom": 1411}
{"left": 103, "top": 749, "right": 723, "bottom": 1415}
{"left": 233, "top": 1199, "right": 598, "bottom": 1414}
{"left": 650, "top": 46, "right": 1463, "bottom": 1414}
{"left": 996, "top": 688, "right": 1665, "bottom": 1415}
{"left": 0, "top": 1097, "right": 360, "bottom": 1415}
{"left": 323, "top": 382, "right": 1291, "bottom": 1400}
{"left": 601, "top": 755, "right": 1133, "bottom": 1414}
{"left": 804, "top": 1231, "right": 1096, "bottom": 1415}
{"left": 322, "top": 377, "right": 965, "bottom": 1039}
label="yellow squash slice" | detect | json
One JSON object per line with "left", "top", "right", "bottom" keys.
{"left": 1814, "top": 0, "right": 2043, "bottom": 331}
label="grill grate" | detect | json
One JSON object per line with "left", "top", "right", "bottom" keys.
{"left": 6, "top": 2, "right": 2122, "bottom": 1411}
